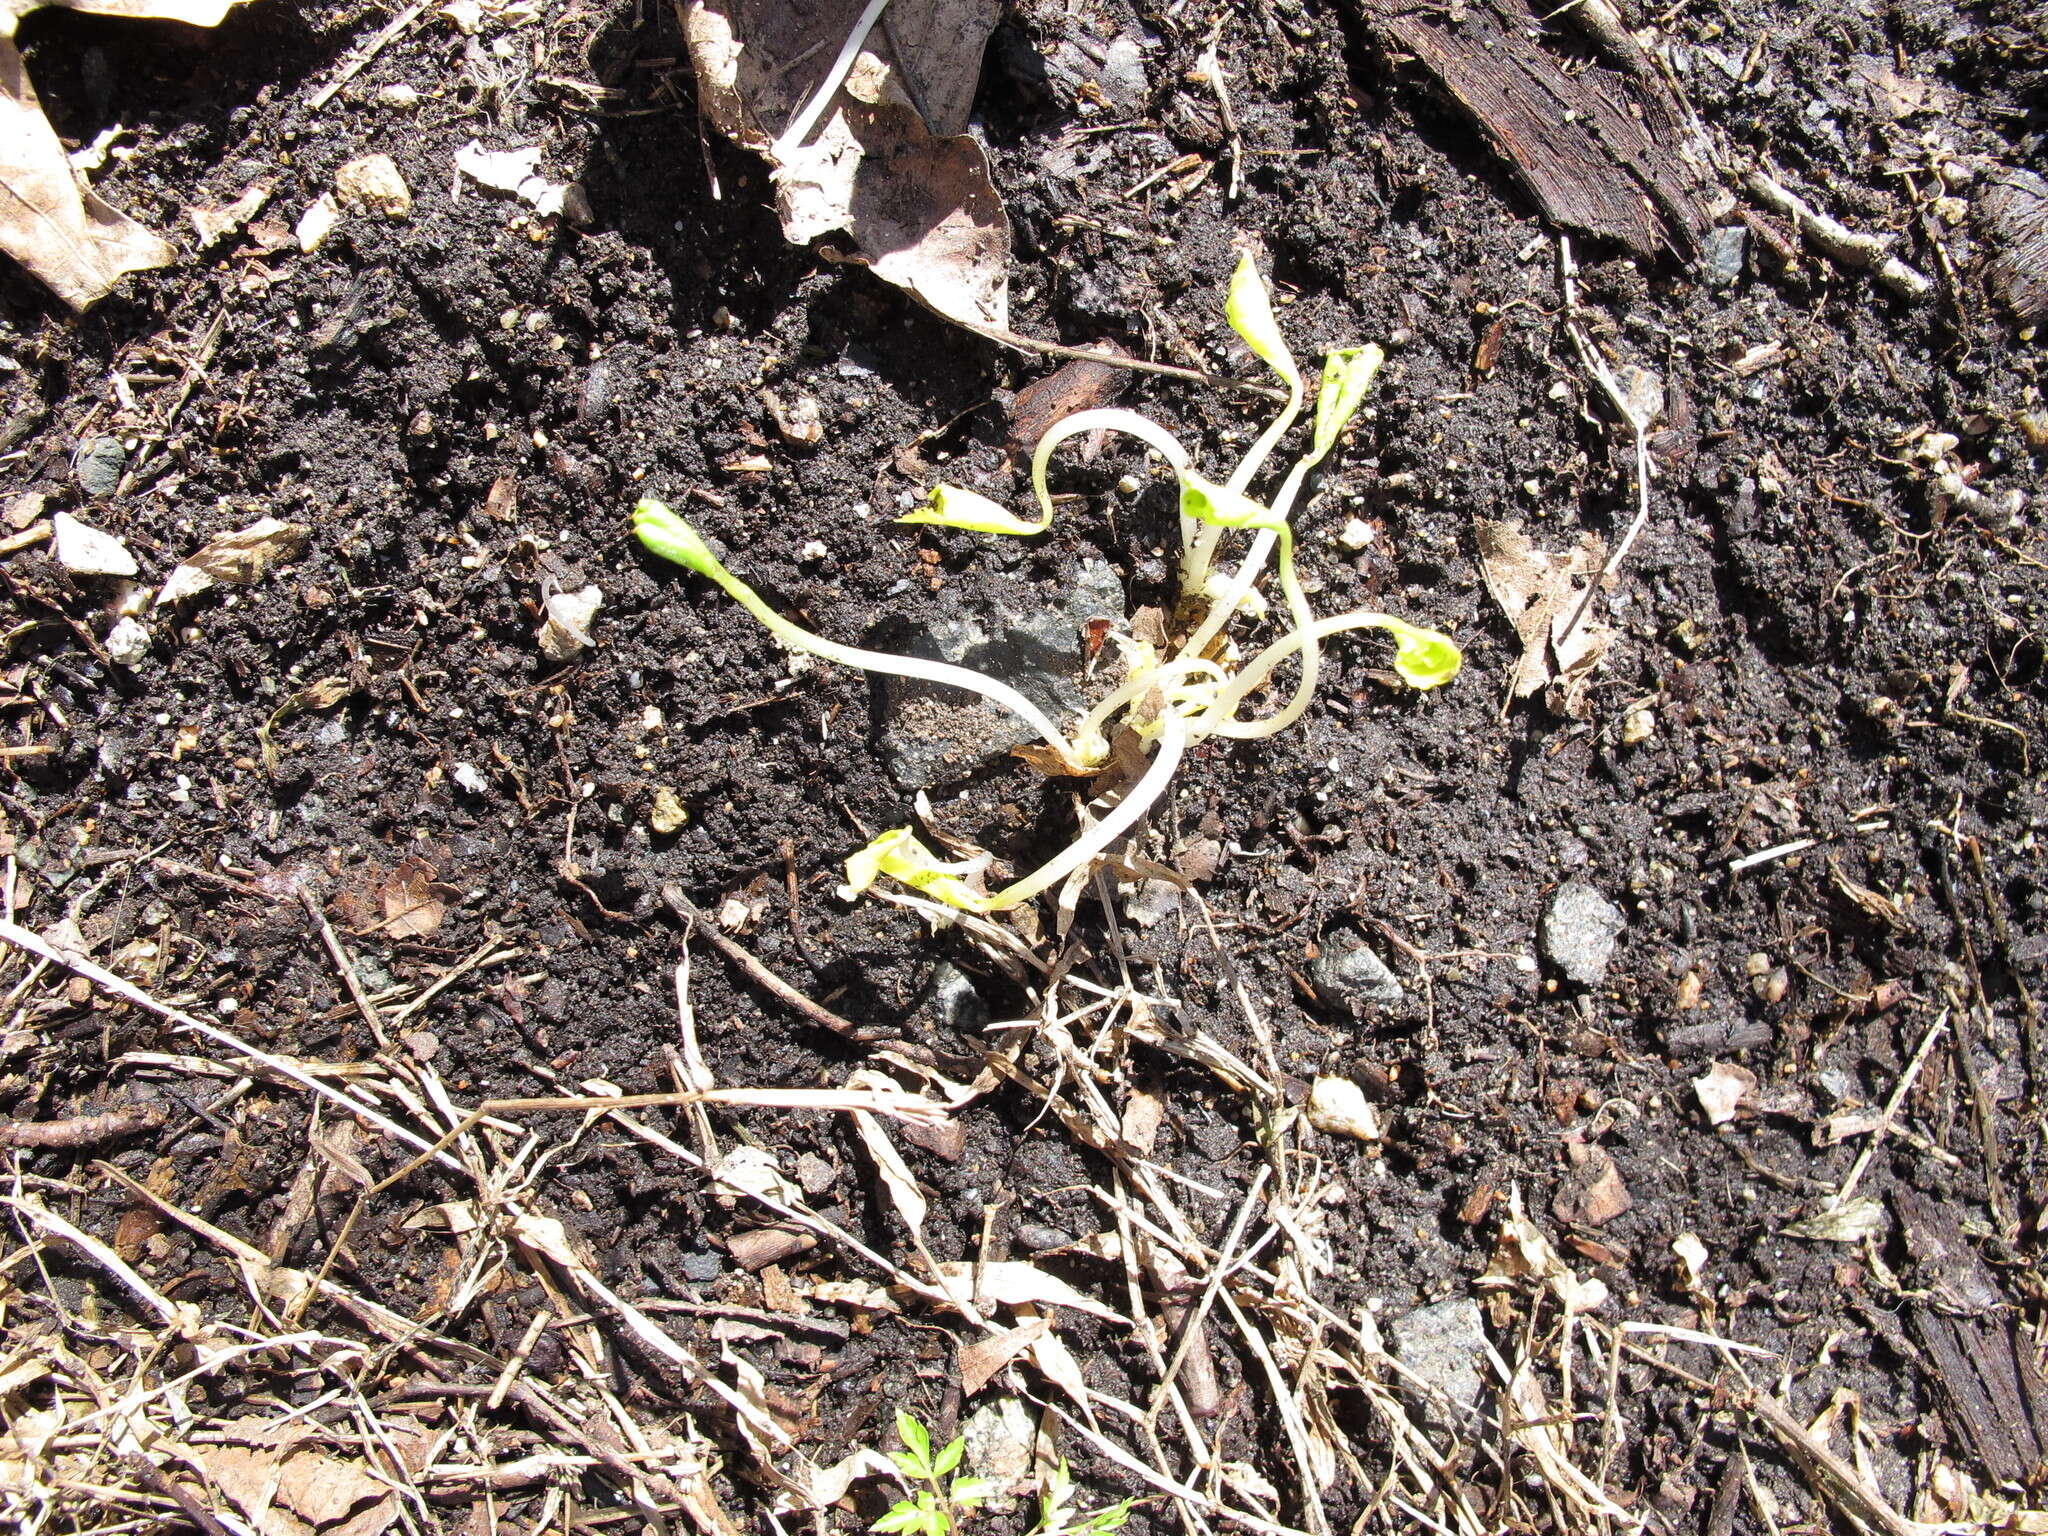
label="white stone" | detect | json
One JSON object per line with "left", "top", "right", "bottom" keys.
{"left": 53, "top": 512, "right": 138, "bottom": 577}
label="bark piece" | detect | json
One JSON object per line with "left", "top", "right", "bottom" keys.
{"left": 1353, "top": 0, "right": 1712, "bottom": 256}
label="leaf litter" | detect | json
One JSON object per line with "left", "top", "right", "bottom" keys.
{"left": 0, "top": 0, "right": 249, "bottom": 308}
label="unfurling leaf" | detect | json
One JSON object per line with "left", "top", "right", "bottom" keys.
{"left": 1224, "top": 252, "right": 1300, "bottom": 390}
{"left": 899, "top": 483, "right": 1049, "bottom": 537}
{"left": 1311, "top": 345, "right": 1385, "bottom": 463}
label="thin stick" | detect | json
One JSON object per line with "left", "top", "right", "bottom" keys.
{"left": 1554, "top": 236, "right": 1653, "bottom": 651}
{"left": 660, "top": 884, "right": 884, "bottom": 1041}
{"left": 301, "top": 887, "right": 390, "bottom": 1047}
{"left": 1829, "top": 1008, "right": 1945, "bottom": 1209}
{"left": 308, "top": 0, "right": 432, "bottom": 111}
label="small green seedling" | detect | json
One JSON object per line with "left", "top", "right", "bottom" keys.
{"left": 634, "top": 254, "right": 1461, "bottom": 914}
{"left": 870, "top": 1413, "right": 1132, "bottom": 1536}
{"left": 872, "top": 1410, "right": 1000, "bottom": 1536}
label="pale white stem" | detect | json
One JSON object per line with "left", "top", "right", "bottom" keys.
{"left": 984, "top": 713, "right": 1186, "bottom": 909}
{"left": 770, "top": 0, "right": 893, "bottom": 162}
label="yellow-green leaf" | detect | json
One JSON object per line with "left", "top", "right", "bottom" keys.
{"left": 897, "top": 483, "right": 1048, "bottom": 537}
{"left": 1311, "top": 345, "right": 1384, "bottom": 463}
{"left": 1224, "top": 252, "right": 1300, "bottom": 391}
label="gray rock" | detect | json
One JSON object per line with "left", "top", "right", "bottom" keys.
{"left": 74, "top": 436, "right": 127, "bottom": 499}
{"left": 1310, "top": 930, "right": 1404, "bottom": 1010}
{"left": 931, "top": 961, "right": 991, "bottom": 1033}
{"left": 1541, "top": 880, "right": 1626, "bottom": 986}
{"left": 679, "top": 1248, "right": 722, "bottom": 1283}
{"left": 1389, "top": 1296, "right": 1488, "bottom": 1425}
{"left": 1015, "top": 1223, "right": 1072, "bottom": 1253}
{"left": 1701, "top": 224, "right": 1747, "bottom": 287}
{"left": 877, "top": 558, "right": 1123, "bottom": 787}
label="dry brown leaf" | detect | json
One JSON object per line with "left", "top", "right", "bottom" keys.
{"left": 1119, "top": 1085, "right": 1164, "bottom": 1155}
{"left": 1830, "top": 858, "right": 1906, "bottom": 929}
{"left": 683, "top": 0, "right": 1009, "bottom": 330}
{"left": 0, "top": 0, "right": 248, "bottom": 308}
{"left": 375, "top": 857, "right": 453, "bottom": 938}
{"left": 192, "top": 1429, "right": 397, "bottom": 1536}
{"left": 930, "top": 1261, "right": 1126, "bottom": 1323}
{"left": 157, "top": 516, "right": 308, "bottom": 606}
{"left": 1475, "top": 518, "right": 1613, "bottom": 714}
{"left": 259, "top": 675, "right": 352, "bottom": 775}
{"left": 958, "top": 1315, "right": 1049, "bottom": 1397}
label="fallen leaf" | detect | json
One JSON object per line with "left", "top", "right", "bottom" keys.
{"left": 711, "top": 1145, "right": 802, "bottom": 1206}
{"left": 454, "top": 139, "right": 590, "bottom": 223}
{"left": 1477, "top": 1185, "right": 1608, "bottom": 1314}
{"left": 0, "top": 0, "right": 250, "bottom": 308}
{"left": 157, "top": 517, "right": 308, "bottom": 605}
{"left": 1691, "top": 1061, "right": 1758, "bottom": 1127}
{"left": 1672, "top": 1230, "right": 1709, "bottom": 1292}
{"left": 959, "top": 1316, "right": 1050, "bottom": 1397}
{"left": 192, "top": 1429, "right": 397, "bottom": 1536}
{"left": 683, "top": 0, "right": 1010, "bottom": 330}
{"left": 931, "top": 1261, "right": 1126, "bottom": 1323}
{"left": 188, "top": 177, "right": 272, "bottom": 247}
{"left": 537, "top": 584, "right": 600, "bottom": 661}
{"left": 376, "top": 857, "right": 452, "bottom": 938}
{"left": 258, "top": 675, "right": 353, "bottom": 774}
{"left": 1830, "top": 858, "right": 1906, "bottom": 929}
{"left": 1475, "top": 518, "right": 1612, "bottom": 715}
{"left": 1119, "top": 1085, "right": 1164, "bottom": 1155}
{"left": 1783, "top": 1196, "right": 1886, "bottom": 1243}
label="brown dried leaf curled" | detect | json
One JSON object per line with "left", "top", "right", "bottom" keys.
{"left": 683, "top": 0, "right": 1009, "bottom": 330}
{"left": 0, "top": 0, "right": 250, "bottom": 308}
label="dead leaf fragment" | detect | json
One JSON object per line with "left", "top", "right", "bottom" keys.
{"left": 188, "top": 178, "right": 273, "bottom": 247}
{"left": 1691, "top": 1061, "right": 1758, "bottom": 1127}
{"left": 1475, "top": 518, "right": 1612, "bottom": 715}
{"left": 0, "top": 0, "right": 251, "bottom": 308}
{"left": 156, "top": 517, "right": 308, "bottom": 606}
{"left": 930, "top": 1261, "right": 1126, "bottom": 1323}
{"left": 375, "top": 857, "right": 454, "bottom": 938}
{"left": 538, "top": 584, "right": 601, "bottom": 661}
{"left": 1783, "top": 1196, "right": 1886, "bottom": 1243}
{"left": 454, "top": 139, "right": 591, "bottom": 223}
{"left": 683, "top": 0, "right": 1010, "bottom": 330}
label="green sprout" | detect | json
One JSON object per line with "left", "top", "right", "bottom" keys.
{"left": 633, "top": 253, "right": 1460, "bottom": 914}
{"left": 872, "top": 1410, "right": 999, "bottom": 1536}
{"left": 869, "top": 1414, "right": 1131, "bottom": 1536}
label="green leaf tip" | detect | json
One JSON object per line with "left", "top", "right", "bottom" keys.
{"left": 631, "top": 499, "right": 721, "bottom": 577}
{"left": 1225, "top": 252, "right": 1301, "bottom": 391}
{"left": 844, "top": 828, "right": 991, "bottom": 913}
{"left": 898, "top": 483, "right": 1048, "bottom": 537}
{"left": 1381, "top": 617, "right": 1462, "bottom": 690}
{"left": 1312, "top": 345, "right": 1384, "bottom": 462}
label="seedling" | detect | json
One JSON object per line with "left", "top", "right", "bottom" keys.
{"left": 872, "top": 1410, "right": 999, "bottom": 1536}
{"left": 633, "top": 254, "right": 1460, "bottom": 913}
{"left": 869, "top": 1412, "right": 1131, "bottom": 1536}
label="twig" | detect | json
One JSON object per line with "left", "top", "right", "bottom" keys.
{"left": 0, "top": 522, "right": 51, "bottom": 556}
{"left": 659, "top": 884, "right": 887, "bottom": 1041}
{"left": 308, "top": 0, "right": 432, "bottom": 111}
{"left": 948, "top": 315, "right": 1289, "bottom": 403}
{"left": 299, "top": 886, "right": 390, "bottom": 1047}
{"left": 1743, "top": 169, "right": 1932, "bottom": 300}
{"left": 0, "top": 1104, "right": 164, "bottom": 1149}
{"left": 1745, "top": 1394, "right": 1936, "bottom": 1536}
{"left": 1829, "top": 1008, "right": 1945, "bottom": 1209}
{"left": 1554, "top": 236, "right": 1653, "bottom": 652}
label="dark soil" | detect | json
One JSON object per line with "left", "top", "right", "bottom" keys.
{"left": 3, "top": 0, "right": 2044, "bottom": 1530}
